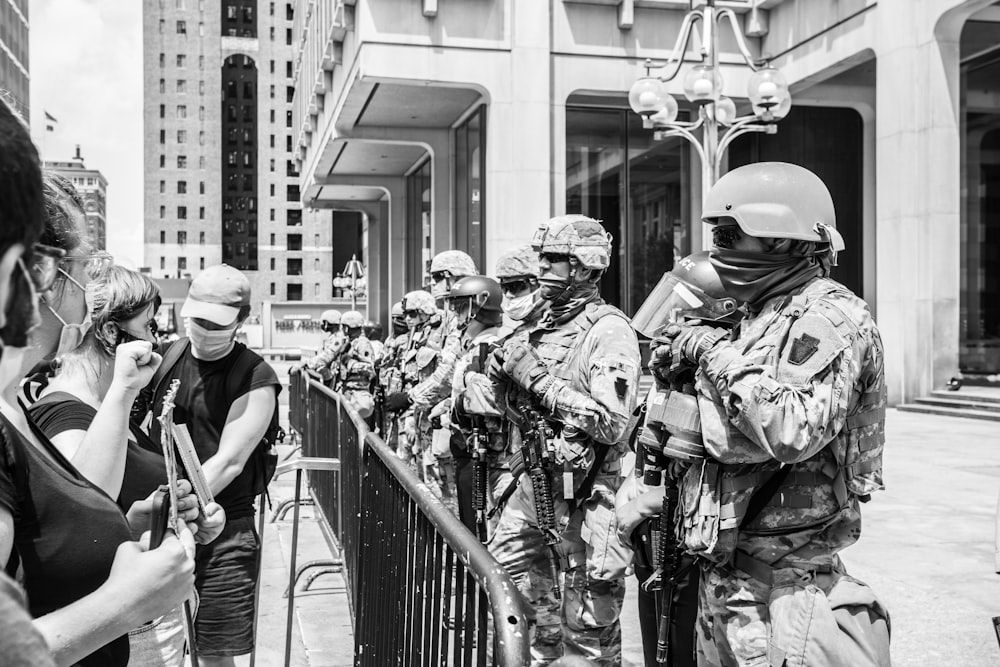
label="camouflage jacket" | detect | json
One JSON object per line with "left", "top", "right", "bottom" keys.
{"left": 308, "top": 331, "right": 348, "bottom": 371}
{"left": 692, "top": 277, "right": 885, "bottom": 565}
{"left": 409, "top": 315, "right": 462, "bottom": 410}
{"left": 523, "top": 301, "right": 641, "bottom": 461}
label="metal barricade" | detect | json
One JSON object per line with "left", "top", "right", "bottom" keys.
{"left": 289, "top": 372, "right": 530, "bottom": 666}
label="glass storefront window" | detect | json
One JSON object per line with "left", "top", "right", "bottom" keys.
{"left": 566, "top": 106, "right": 691, "bottom": 315}
{"left": 406, "top": 159, "right": 433, "bottom": 289}
{"left": 960, "top": 24, "right": 1000, "bottom": 375}
{"left": 455, "top": 106, "right": 486, "bottom": 273}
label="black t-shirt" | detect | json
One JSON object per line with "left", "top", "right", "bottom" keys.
{"left": 27, "top": 392, "right": 167, "bottom": 511}
{"left": 0, "top": 411, "right": 132, "bottom": 667}
{"left": 148, "top": 342, "right": 280, "bottom": 519}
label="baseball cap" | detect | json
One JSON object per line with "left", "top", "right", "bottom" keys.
{"left": 180, "top": 264, "right": 251, "bottom": 325}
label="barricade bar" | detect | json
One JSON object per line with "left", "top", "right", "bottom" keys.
{"left": 288, "top": 371, "right": 530, "bottom": 666}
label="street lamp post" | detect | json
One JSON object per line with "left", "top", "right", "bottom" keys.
{"left": 341, "top": 254, "right": 365, "bottom": 311}
{"left": 628, "top": 0, "right": 792, "bottom": 205}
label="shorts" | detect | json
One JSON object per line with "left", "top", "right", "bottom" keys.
{"left": 193, "top": 514, "right": 261, "bottom": 657}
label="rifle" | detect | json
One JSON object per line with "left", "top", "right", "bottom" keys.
{"left": 520, "top": 404, "right": 562, "bottom": 601}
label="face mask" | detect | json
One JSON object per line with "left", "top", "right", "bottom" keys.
{"left": 502, "top": 291, "right": 539, "bottom": 321}
{"left": 0, "top": 261, "right": 40, "bottom": 350}
{"left": 186, "top": 318, "right": 237, "bottom": 360}
{"left": 41, "top": 269, "right": 93, "bottom": 357}
{"left": 709, "top": 247, "right": 822, "bottom": 311}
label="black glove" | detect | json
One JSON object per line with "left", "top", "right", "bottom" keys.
{"left": 429, "top": 415, "right": 442, "bottom": 429}
{"left": 384, "top": 392, "right": 412, "bottom": 413}
{"left": 666, "top": 324, "right": 729, "bottom": 365}
{"left": 502, "top": 341, "right": 551, "bottom": 395}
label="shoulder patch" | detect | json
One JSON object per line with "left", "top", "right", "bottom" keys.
{"left": 787, "top": 332, "right": 820, "bottom": 365}
{"left": 776, "top": 312, "right": 849, "bottom": 385}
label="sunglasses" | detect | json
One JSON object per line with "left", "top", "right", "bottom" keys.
{"left": 430, "top": 271, "right": 451, "bottom": 283}
{"left": 403, "top": 309, "right": 422, "bottom": 318}
{"left": 500, "top": 279, "right": 534, "bottom": 295}
{"left": 539, "top": 252, "right": 571, "bottom": 265}
{"left": 711, "top": 226, "right": 741, "bottom": 249}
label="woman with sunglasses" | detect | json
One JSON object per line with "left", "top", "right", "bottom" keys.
{"left": 0, "top": 120, "right": 199, "bottom": 667}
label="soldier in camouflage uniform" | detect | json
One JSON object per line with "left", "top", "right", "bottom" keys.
{"left": 385, "top": 290, "right": 447, "bottom": 480}
{"left": 336, "top": 310, "right": 376, "bottom": 419}
{"left": 377, "top": 301, "right": 408, "bottom": 444}
{"left": 302, "top": 309, "right": 347, "bottom": 384}
{"left": 386, "top": 251, "right": 478, "bottom": 499}
{"left": 488, "top": 215, "right": 640, "bottom": 666}
{"left": 654, "top": 163, "right": 889, "bottom": 666}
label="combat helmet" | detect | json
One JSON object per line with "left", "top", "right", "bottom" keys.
{"left": 630, "top": 252, "right": 742, "bottom": 338}
{"left": 320, "top": 310, "right": 341, "bottom": 325}
{"left": 495, "top": 245, "right": 540, "bottom": 281}
{"left": 702, "top": 162, "right": 845, "bottom": 251}
{"left": 429, "top": 250, "right": 477, "bottom": 278}
{"left": 341, "top": 310, "right": 364, "bottom": 330}
{"left": 402, "top": 290, "right": 438, "bottom": 317}
{"left": 362, "top": 319, "right": 383, "bottom": 341}
{"left": 446, "top": 275, "right": 503, "bottom": 327}
{"left": 531, "top": 214, "right": 613, "bottom": 270}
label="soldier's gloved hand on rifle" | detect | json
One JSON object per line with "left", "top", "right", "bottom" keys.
{"left": 383, "top": 391, "right": 413, "bottom": 413}
{"left": 500, "top": 341, "right": 554, "bottom": 399}
{"left": 661, "top": 322, "right": 729, "bottom": 365}
{"left": 648, "top": 337, "right": 675, "bottom": 390}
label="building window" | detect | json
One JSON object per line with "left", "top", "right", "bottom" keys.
{"left": 199, "top": 206, "right": 205, "bottom": 219}
{"left": 159, "top": 79, "right": 165, "bottom": 94}
{"left": 160, "top": 230, "right": 166, "bottom": 243}
{"left": 159, "top": 180, "right": 166, "bottom": 193}
{"left": 285, "top": 61, "right": 293, "bottom": 78}
{"left": 177, "top": 105, "right": 187, "bottom": 119}
{"left": 178, "top": 257, "right": 187, "bottom": 270}
{"left": 176, "top": 0, "right": 185, "bottom": 9}
{"left": 198, "top": 55, "right": 205, "bottom": 69}
{"left": 453, "top": 105, "right": 487, "bottom": 275}
{"left": 199, "top": 156, "right": 206, "bottom": 169}
{"left": 178, "top": 206, "right": 187, "bottom": 219}
{"left": 178, "top": 231, "right": 187, "bottom": 244}
{"left": 286, "top": 110, "right": 293, "bottom": 128}
{"left": 286, "top": 184, "right": 300, "bottom": 201}
{"left": 270, "top": 109, "right": 275, "bottom": 124}
{"left": 199, "top": 231, "right": 205, "bottom": 244}
{"left": 285, "top": 28, "right": 292, "bottom": 45}
{"left": 177, "top": 180, "right": 187, "bottom": 193}
{"left": 176, "top": 20, "right": 187, "bottom": 34}
{"left": 200, "top": 257, "right": 205, "bottom": 269}
{"left": 286, "top": 284, "right": 302, "bottom": 301}
{"left": 159, "top": 129, "right": 166, "bottom": 144}
{"left": 177, "top": 155, "right": 187, "bottom": 168}
{"left": 159, "top": 19, "right": 165, "bottom": 33}
{"left": 199, "top": 80, "right": 205, "bottom": 95}
{"left": 314, "top": 283, "right": 320, "bottom": 297}
{"left": 270, "top": 257, "right": 276, "bottom": 270}
{"left": 160, "top": 257, "right": 166, "bottom": 269}
{"left": 287, "top": 209, "right": 301, "bottom": 226}
{"left": 269, "top": 84, "right": 275, "bottom": 99}
{"left": 285, "top": 86, "right": 294, "bottom": 103}
{"left": 159, "top": 104, "right": 165, "bottom": 119}
{"left": 159, "top": 155, "right": 166, "bottom": 168}
{"left": 270, "top": 282, "right": 276, "bottom": 295}
{"left": 177, "top": 54, "right": 186, "bottom": 68}
{"left": 314, "top": 257, "right": 320, "bottom": 271}
{"left": 177, "top": 130, "right": 187, "bottom": 143}
{"left": 287, "top": 234, "right": 302, "bottom": 251}
{"left": 177, "top": 80, "right": 187, "bottom": 93}
{"left": 159, "top": 53, "right": 165, "bottom": 68}
{"left": 199, "top": 131, "right": 205, "bottom": 145}
{"left": 286, "top": 4, "right": 294, "bottom": 20}
{"left": 269, "top": 209, "right": 275, "bottom": 221}
{"left": 269, "top": 184, "right": 275, "bottom": 197}
{"left": 269, "top": 159, "right": 275, "bottom": 172}
{"left": 269, "top": 60, "right": 275, "bottom": 74}
{"left": 285, "top": 136, "right": 292, "bottom": 151}
{"left": 269, "top": 26, "right": 275, "bottom": 41}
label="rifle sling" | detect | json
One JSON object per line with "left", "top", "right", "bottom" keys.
{"left": 568, "top": 442, "right": 611, "bottom": 514}
{"left": 739, "top": 464, "right": 793, "bottom": 530}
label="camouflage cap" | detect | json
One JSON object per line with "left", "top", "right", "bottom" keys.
{"left": 429, "top": 250, "right": 477, "bottom": 277}
{"left": 402, "top": 290, "right": 438, "bottom": 316}
{"left": 531, "top": 214, "right": 612, "bottom": 270}
{"left": 495, "top": 245, "right": 539, "bottom": 279}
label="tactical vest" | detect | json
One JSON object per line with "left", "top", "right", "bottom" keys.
{"left": 529, "top": 301, "right": 631, "bottom": 449}
{"left": 401, "top": 319, "right": 446, "bottom": 390}
{"left": 680, "top": 278, "right": 885, "bottom": 560}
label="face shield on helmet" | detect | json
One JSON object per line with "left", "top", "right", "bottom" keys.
{"left": 631, "top": 273, "right": 740, "bottom": 337}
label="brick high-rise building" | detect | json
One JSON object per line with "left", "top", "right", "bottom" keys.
{"left": 143, "top": 0, "right": 338, "bottom": 315}
{"left": 46, "top": 146, "right": 108, "bottom": 251}
{"left": 0, "top": 0, "right": 30, "bottom": 119}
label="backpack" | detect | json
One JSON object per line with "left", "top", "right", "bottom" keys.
{"left": 145, "top": 338, "right": 282, "bottom": 499}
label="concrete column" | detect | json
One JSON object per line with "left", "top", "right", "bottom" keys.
{"left": 484, "top": 0, "right": 552, "bottom": 273}
{"left": 874, "top": 0, "right": 993, "bottom": 403}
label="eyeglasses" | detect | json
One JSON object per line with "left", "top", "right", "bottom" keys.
{"left": 539, "top": 252, "right": 571, "bottom": 265}
{"left": 500, "top": 279, "right": 534, "bottom": 295}
{"left": 430, "top": 271, "right": 451, "bottom": 283}
{"left": 27, "top": 244, "right": 68, "bottom": 292}
{"left": 63, "top": 251, "right": 113, "bottom": 281}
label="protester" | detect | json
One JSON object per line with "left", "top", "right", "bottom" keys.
{"left": 0, "top": 95, "right": 198, "bottom": 667}
{"left": 147, "top": 264, "right": 280, "bottom": 666}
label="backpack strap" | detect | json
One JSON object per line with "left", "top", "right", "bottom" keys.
{"left": 152, "top": 338, "right": 191, "bottom": 401}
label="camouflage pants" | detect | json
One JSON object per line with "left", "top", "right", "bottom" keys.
{"left": 488, "top": 472, "right": 630, "bottom": 666}
{"left": 695, "top": 565, "right": 772, "bottom": 666}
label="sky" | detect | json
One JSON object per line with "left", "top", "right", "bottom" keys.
{"left": 29, "top": 0, "right": 144, "bottom": 269}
